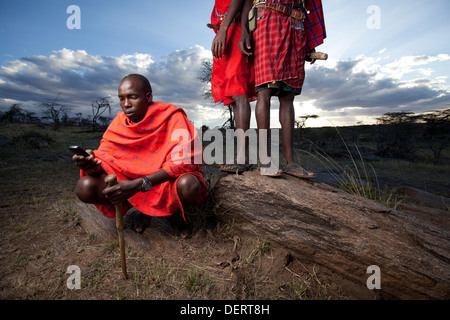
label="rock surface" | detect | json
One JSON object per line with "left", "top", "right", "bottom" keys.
{"left": 213, "top": 170, "right": 450, "bottom": 299}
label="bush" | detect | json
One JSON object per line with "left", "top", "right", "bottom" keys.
{"left": 12, "top": 131, "right": 55, "bottom": 149}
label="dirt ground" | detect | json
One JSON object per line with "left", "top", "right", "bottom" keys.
{"left": 0, "top": 125, "right": 361, "bottom": 301}
{"left": 1, "top": 123, "right": 448, "bottom": 302}
{"left": 0, "top": 162, "right": 354, "bottom": 300}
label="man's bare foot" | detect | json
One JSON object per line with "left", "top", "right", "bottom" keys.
{"left": 124, "top": 210, "right": 152, "bottom": 234}
{"left": 167, "top": 212, "right": 191, "bottom": 239}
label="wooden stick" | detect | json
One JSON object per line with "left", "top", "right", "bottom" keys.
{"left": 309, "top": 52, "right": 328, "bottom": 60}
{"left": 104, "top": 174, "right": 128, "bottom": 280}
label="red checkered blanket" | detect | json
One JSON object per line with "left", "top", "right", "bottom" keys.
{"left": 253, "top": 0, "right": 326, "bottom": 88}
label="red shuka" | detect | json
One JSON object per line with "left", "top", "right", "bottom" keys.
{"left": 211, "top": 0, "right": 256, "bottom": 105}
{"left": 253, "top": 0, "right": 326, "bottom": 88}
{"left": 81, "top": 102, "right": 207, "bottom": 219}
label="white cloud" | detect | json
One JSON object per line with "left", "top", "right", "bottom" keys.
{"left": 381, "top": 54, "right": 450, "bottom": 79}
{"left": 0, "top": 47, "right": 448, "bottom": 128}
{"left": 301, "top": 53, "right": 450, "bottom": 125}
{"left": 0, "top": 46, "right": 222, "bottom": 125}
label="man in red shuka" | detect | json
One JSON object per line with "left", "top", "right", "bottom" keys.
{"left": 210, "top": 0, "right": 256, "bottom": 173}
{"left": 73, "top": 74, "right": 207, "bottom": 238}
{"left": 240, "top": 0, "right": 326, "bottom": 178}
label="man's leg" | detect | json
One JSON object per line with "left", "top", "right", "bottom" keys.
{"left": 255, "top": 88, "right": 283, "bottom": 176}
{"left": 220, "top": 95, "right": 251, "bottom": 171}
{"left": 176, "top": 173, "right": 202, "bottom": 206}
{"left": 255, "top": 88, "right": 272, "bottom": 163}
{"left": 279, "top": 92, "right": 315, "bottom": 178}
{"left": 75, "top": 174, "right": 152, "bottom": 233}
{"left": 125, "top": 174, "right": 202, "bottom": 236}
{"left": 76, "top": 173, "right": 202, "bottom": 235}
{"left": 278, "top": 92, "right": 296, "bottom": 166}
{"left": 170, "top": 173, "right": 202, "bottom": 238}
{"left": 122, "top": 174, "right": 202, "bottom": 235}
{"left": 232, "top": 95, "right": 251, "bottom": 165}
{"left": 75, "top": 173, "right": 109, "bottom": 205}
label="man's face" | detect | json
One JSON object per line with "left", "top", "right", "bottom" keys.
{"left": 118, "top": 78, "right": 152, "bottom": 123}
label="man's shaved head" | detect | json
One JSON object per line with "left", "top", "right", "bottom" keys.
{"left": 121, "top": 74, "right": 152, "bottom": 94}
{"left": 118, "top": 74, "right": 153, "bottom": 123}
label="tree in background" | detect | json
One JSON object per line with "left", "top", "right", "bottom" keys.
{"left": 91, "top": 97, "right": 112, "bottom": 131}
{"left": 199, "top": 59, "right": 213, "bottom": 100}
{"left": 295, "top": 114, "right": 319, "bottom": 129}
{"left": 419, "top": 108, "right": 450, "bottom": 160}
{"left": 0, "top": 104, "right": 26, "bottom": 123}
{"left": 40, "top": 93, "right": 70, "bottom": 130}
{"left": 376, "top": 111, "right": 418, "bottom": 159}
{"left": 0, "top": 104, "right": 39, "bottom": 124}
{"left": 294, "top": 114, "right": 319, "bottom": 141}
{"left": 376, "top": 108, "right": 450, "bottom": 161}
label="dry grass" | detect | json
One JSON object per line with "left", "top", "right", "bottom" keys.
{"left": 0, "top": 123, "right": 344, "bottom": 300}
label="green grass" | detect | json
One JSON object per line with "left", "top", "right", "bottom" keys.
{"left": 184, "top": 268, "right": 215, "bottom": 293}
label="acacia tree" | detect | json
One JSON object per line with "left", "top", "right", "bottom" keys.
{"left": 0, "top": 104, "right": 25, "bottom": 123}
{"left": 295, "top": 114, "right": 319, "bottom": 129}
{"left": 91, "top": 97, "right": 112, "bottom": 131}
{"left": 40, "top": 94, "right": 70, "bottom": 130}
{"left": 376, "top": 111, "right": 418, "bottom": 159}
{"left": 419, "top": 108, "right": 450, "bottom": 160}
{"left": 294, "top": 114, "right": 319, "bottom": 140}
{"left": 199, "top": 59, "right": 213, "bottom": 100}
{"left": 74, "top": 112, "right": 83, "bottom": 127}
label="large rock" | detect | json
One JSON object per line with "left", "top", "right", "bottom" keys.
{"left": 213, "top": 170, "right": 450, "bottom": 299}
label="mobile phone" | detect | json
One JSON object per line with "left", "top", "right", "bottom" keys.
{"left": 69, "top": 145, "right": 90, "bottom": 157}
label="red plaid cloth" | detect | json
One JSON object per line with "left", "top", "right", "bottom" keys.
{"left": 211, "top": 0, "right": 256, "bottom": 105}
{"left": 253, "top": 0, "right": 326, "bottom": 88}
{"left": 304, "top": 0, "right": 326, "bottom": 51}
{"left": 81, "top": 102, "right": 207, "bottom": 219}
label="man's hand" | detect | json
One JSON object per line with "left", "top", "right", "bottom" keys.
{"left": 212, "top": 28, "right": 228, "bottom": 59}
{"left": 102, "top": 179, "right": 142, "bottom": 205}
{"left": 72, "top": 149, "right": 102, "bottom": 175}
{"left": 238, "top": 29, "right": 252, "bottom": 57}
{"left": 306, "top": 49, "right": 317, "bottom": 65}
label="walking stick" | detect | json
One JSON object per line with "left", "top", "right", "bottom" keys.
{"left": 104, "top": 174, "right": 128, "bottom": 280}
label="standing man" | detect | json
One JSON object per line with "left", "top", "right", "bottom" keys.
{"left": 210, "top": 0, "right": 257, "bottom": 173}
{"left": 240, "top": 0, "right": 326, "bottom": 178}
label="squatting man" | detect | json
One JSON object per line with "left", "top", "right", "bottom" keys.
{"left": 72, "top": 74, "right": 207, "bottom": 238}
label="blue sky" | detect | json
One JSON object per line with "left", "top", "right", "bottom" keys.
{"left": 0, "top": 0, "right": 449, "bottom": 128}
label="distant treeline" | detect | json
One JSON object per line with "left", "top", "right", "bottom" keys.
{"left": 0, "top": 95, "right": 113, "bottom": 132}
{"left": 2, "top": 102, "right": 449, "bottom": 162}
{"left": 296, "top": 108, "right": 450, "bottom": 162}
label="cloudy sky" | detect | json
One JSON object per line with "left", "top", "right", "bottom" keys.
{"left": 0, "top": 0, "right": 449, "bottom": 128}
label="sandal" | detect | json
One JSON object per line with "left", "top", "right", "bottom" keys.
{"left": 258, "top": 161, "right": 282, "bottom": 177}
{"left": 219, "top": 163, "right": 251, "bottom": 174}
{"left": 283, "top": 164, "right": 316, "bottom": 179}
